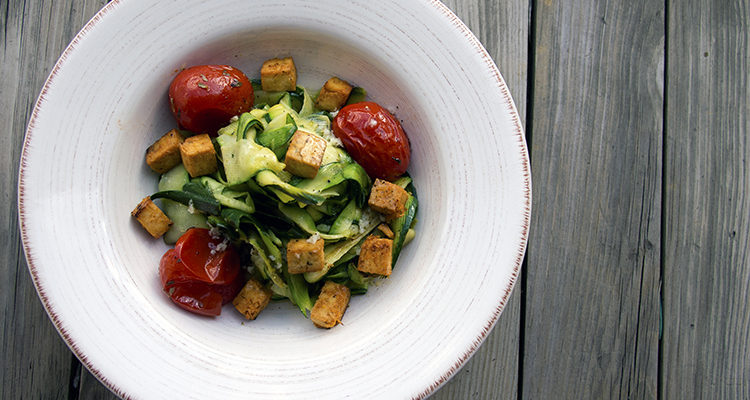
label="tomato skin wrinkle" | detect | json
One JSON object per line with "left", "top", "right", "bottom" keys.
{"left": 168, "top": 65, "right": 254, "bottom": 135}
{"left": 332, "top": 101, "right": 411, "bottom": 181}
{"left": 174, "top": 228, "right": 240, "bottom": 285}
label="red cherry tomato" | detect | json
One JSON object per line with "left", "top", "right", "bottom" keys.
{"left": 168, "top": 65, "right": 254, "bottom": 135}
{"left": 158, "top": 229, "right": 243, "bottom": 316}
{"left": 159, "top": 249, "right": 200, "bottom": 285}
{"left": 174, "top": 228, "right": 240, "bottom": 285}
{"left": 332, "top": 102, "right": 410, "bottom": 181}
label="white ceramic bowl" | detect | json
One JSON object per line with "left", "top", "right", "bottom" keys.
{"left": 19, "top": 0, "right": 530, "bottom": 398}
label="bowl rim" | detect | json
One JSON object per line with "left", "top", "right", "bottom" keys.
{"left": 18, "top": 0, "right": 531, "bottom": 398}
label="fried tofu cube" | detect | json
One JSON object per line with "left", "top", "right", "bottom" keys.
{"left": 284, "top": 131, "right": 327, "bottom": 178}
{"left": 357, "top": 235, "right": 393, "bottom": 276}
{"left": 377, "top": 223, "right": 395, "bottom": 239}
{"left": 232, "top": 279, "right": 272, "bottom": 320}
{"left": 131, "top": 197, "right": 172, "bottom": 238}
{"left": 310, "top": 281, "right": 351, "bottom": 328}
{"left": 367, "top": 179, "right": 409, "bottom": 220}
{"left": 287, "top": 237, "right": 325, "bottom": 274}
{"left": 315, "top": 77, "right": 353, "bottom": 111}
{"left": 179, "top": 133, "right": 217, "bottom": 177}
{"left": 261, "top": 57, "right": 297, "bottom": 92}
{"left": 145, "top": 129, "right": 184, "bottom": 173}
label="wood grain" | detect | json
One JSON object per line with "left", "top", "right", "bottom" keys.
{"left": 1, "top": 0, "right": 108, "bottom": 398}
{"left": 432, "top": 0, "right": 527, "bottom": 398}
{"left": 524, "top": 0, "right": 663, "bottom": 398}
{"left": 662, "top": 0, "right": 750, "bottom": 398}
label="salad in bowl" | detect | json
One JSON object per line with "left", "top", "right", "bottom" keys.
{"left": 131, "top": 57, "right": 418, "bottom": 328}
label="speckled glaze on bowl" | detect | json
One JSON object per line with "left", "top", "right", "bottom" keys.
{"left": 18, "top": 0, "right": 530, "bottom": 398}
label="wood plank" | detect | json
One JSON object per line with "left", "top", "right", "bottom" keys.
{"left": 432, "top": 0, "right": 527, "bottom": 398}
{"left": 524, "top": 1, "right": 663, "bottom": 398}
{"left": 0, "top": 0, "right": 109, "bottom": 398}
{"left": 662, "top": 1, "right": 750, "bottom": 398}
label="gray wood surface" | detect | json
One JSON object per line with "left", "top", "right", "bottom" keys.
{"left": 662, "top": 0, "right": 750, "bottom": 398}
{"left": 3, "top": 0, "right": 750, "bottom": 399}
{"left": 525, "top": 0, "right": 663, "bottom": 398}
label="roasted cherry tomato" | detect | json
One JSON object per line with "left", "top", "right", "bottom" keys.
{"left": 173, "top": 228, "right": 240, "bottom": 285}
{"left": 158, "top": 228, "right": 242, "bottom": 316}
{"left": 332, "top": 101, "right": 410, "bottom": 181}
{"left": 168, "top": 65, "right": 253, "bottom": 135}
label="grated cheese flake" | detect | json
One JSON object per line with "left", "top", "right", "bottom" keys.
{"left": 329, "top": 135, "right": 344, "bottom": 148}
{"left": 307, "top": 232, "right": 321, "bottom": 243}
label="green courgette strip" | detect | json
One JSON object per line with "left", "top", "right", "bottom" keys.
{"left": 283, "top": 266, "right": 314, "bottom": 316}
{"left": 304, "top": 208, "right": 382, "bottom": 283}
{"left": 199, "top": 177, "right": 254, "bottom": 214}
{"left": 150, "top": 182, "right": 221, "bottom": 215}
{"left": 255, "top": 170, "right": 328, "bottom": 205}
{"left": 209, "top": 209, "right": 286, "bottom": 288}
{"left": 328, "top": 199, "right": 362, "bottom": 236}
{"left": 256, "top": 114, "right": 297, "bottom": 159}
{"left": 390, "top": 193, "right": 418, "bottom": 266}
{"left": 277, "top": 203, "right": 355, "bottom": 240}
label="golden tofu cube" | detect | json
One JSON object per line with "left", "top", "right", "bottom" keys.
{"left": 145, "top": 129, "right": 184, "bottom": 173}
{"left": 357, "top": 235, "right": 393, "bottom": 276}
{"left": 131, "top": 197, "right": 172, "bottom": 238}
{"left": 284, "top": 131, "right": 327, "bottom": 178}
{"left": 310, "top": 281, "right": 350, "bottom": 328}
{"left": 377, "top": 223, "right": 395, "bottom": 239}
{"left": 367, "top": 179, "right": 409, "bottom": 220}
{"left": 179, "top": 133, "right": 217, "bottom": 177}
{"left": 315, "top": 77, "right": 353, "bottom": 111}
{"left": 287, "top": 237, "right": 325, "bottom": 274}
{"left": 260, "top": 57, "right": 297, "bottom": 92}
{"left": 233, "top": 279, "right": 272, "bottom": 320}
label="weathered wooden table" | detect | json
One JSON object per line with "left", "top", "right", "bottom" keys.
{"left": 3, "top": 0, "right": 748, "bottom": 398}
